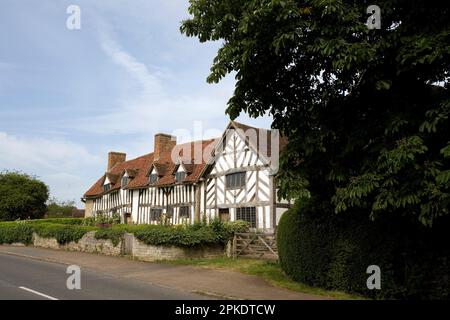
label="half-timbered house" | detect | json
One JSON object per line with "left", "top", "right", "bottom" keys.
{"left": 82, "top": 121, "right": 290, "bottom": 231}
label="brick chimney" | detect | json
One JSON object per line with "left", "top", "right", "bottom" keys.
{"left": 107, "top": 152, "right": 126, "bottom": 171}
{"left": 154, "top": 133, "right": 177, "bottom": 160}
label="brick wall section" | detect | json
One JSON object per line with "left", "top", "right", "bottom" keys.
{"left": 27, "top": 232, "right": 225, "bottom": 260}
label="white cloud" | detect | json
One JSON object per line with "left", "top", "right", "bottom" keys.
{"left": 66, "top": 26, "right": 236, "bottom": 136}
{"left": 0, "top": 132, "right": 102, "bottom": 205}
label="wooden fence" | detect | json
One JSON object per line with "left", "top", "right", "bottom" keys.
{"left": 232, "top": 232, "right": 278, "bottom": 260}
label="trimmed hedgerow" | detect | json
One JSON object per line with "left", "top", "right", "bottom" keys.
{"left": 277, "top": 201, "right": 450, "bottom": 299}
{"left": 27, "top": 218, "right": 84, "bottom": 225}
{"left": 0, "top": 221, "right": 34, "bottom": 245}
{"left": 94, "top": 220, "right": 249, "bottom": 248}
{"left": 0, "top": 218, "right": 248, "bottom": 248}
{"left": 94, "top": 226, "right": 127, "bottom": 246}
{"left": 32, "top": 223, "right": 95, "bottom": 244}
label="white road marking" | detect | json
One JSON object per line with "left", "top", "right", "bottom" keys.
{"left": 18, "top": 286, "right": 59, "bottom": 300}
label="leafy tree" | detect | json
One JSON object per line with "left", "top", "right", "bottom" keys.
{"left": 0, "top": 171, "right": 49, "bottom": 220}
{"left": 181, "top": 0, "right": 450, "bottom": 226}
{"left": 46, "top": 198, "right": 76, "bottom": 218}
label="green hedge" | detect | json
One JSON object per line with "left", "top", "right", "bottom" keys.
{"left": 28, "top": 218, "right": 84, "bottom": 225}
{"left": 32, "top": 223, "right": 95, "bottom": 244}
{"left": 0, "top": 222, "right": 33, "bottom": 245}
{"left": 0, "top": 219, "right": 248, "bottom": 248}
{"left": 110, "top": 220, "right": 248, "bottom": 247}
{"left": 277, "top": 202, "right": 450, "bottom": 299}
{"left": 0, "top": 221, "right": 94, "bottom": 245}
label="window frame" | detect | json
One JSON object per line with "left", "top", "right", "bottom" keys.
{"left": 235, "top": 207, "right": 257, "bottom": 228}
{"left": 149, "top": 173, "right": 158, "bottom": 184}
{"left": 175, "top": 171, "right": 187, "bottom": 183}
{"left": 103, "top": 183, "right": 111, "bottom": 192}
{"left": 150, "top": 208, "right": 163, "bottom": 221}
{"left": 121, "top": 176, "right": 129, "bottom": 188}
{"left": 225, "top": 172, "right": 246, "bottom": 189}
{"left": 179, "top": 206, "right": 190, "bottom": 219}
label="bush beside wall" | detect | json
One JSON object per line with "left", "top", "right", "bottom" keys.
{"left": 277, "top": 202, "right": 450, "bottom": 299}
{"left": 0, "top": 222, "right": 33, "bottom": 245}
{"left": 0, "top": 219, "right": 248, "bottom": 248}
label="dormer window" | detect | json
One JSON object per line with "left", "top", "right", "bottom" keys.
{"left": 121, "top": 175, "right": 129, "bottom": 188}
{"left": 175, "top": 171, "right": 186, "bottom": 182}
{"left": 103, "top": 176, "right": 112, "bottom": 192}
{"left": 174, "top": 164, "right": 187, "bottom": 182}
{"left": 149, "top": 173, "right": 158, "bottom": 184}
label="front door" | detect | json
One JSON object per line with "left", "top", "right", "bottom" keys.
{"left": 219, "top": 208, "right": 230, "bottom": 222}
{"left": 124, "top": 213, "right": 132, "bottom": 224}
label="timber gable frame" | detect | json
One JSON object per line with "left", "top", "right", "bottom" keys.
{"left": 83, "top": 121, "right": 290, "bottom": 231}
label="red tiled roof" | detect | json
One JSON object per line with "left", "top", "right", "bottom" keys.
{"left": 83, "top": 139, "right": 218, "bottom": 198}
{"left": 83, "top": 121, "right": 287, "bottom": 199}
{"left": 84, "top": 153, "right": 154, "bottom": 197}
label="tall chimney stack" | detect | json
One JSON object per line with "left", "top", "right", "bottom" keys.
{"left": 107, "top": 152, "right": 126, "bottom": 171}
{"left": 154, "top": 133, "right": 177, "bottom": 160}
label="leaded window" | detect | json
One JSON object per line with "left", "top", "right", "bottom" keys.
{"left": 149, "top": 173, "right": 158, "bottom": 184}
{"left": 179, "top": 206, "right": 190, "bottom": 218}
{"left": 236, "top": 207, "right": 256, "bottom": 228}
{"left": 150, "top": 208, "right": 163, "bottom": 221}
{"left": 226, "top": 172, "right": 246, "bottom": 189}
{"left": 175, "top": 171, "right": 186, "bottom": 182}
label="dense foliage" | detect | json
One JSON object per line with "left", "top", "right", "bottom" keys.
{"left": 32, "top": 223, "right": 95, "bottom": 244}
{"left": 277, "top": 203, "right": 450, "bottom": 299}
{"left": 82, "top": 213, "right": 121, "bottom": 226}
{"left": 181, "top": 0, "right": 450, "bottom": 226}
{"left": 0, "top": 172, "right": 49, "bottom": 221}
{"left": 0, "top": 221, "right": 34, "bottom": 245}
{"left": 0, "top": 218, "right": 249, "bottom": 247}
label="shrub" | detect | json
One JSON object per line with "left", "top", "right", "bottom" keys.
{"left": 28, "top": 218, "right": 84, "bottom": 225}
{"left": 82, "top": 213, "right": 121, "bottom": 227}
{"left": 32, "top": 223, "right": 95, "bottom": 245}
{"left": 0, "top": 221, "right": 34, "bottom": 244}
{"left": 277, "top": 202, "right": 450, "bottom": 299}
{"left": 94, "top": 226, "right": 127, "bottom": 246}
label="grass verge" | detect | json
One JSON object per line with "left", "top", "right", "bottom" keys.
{"left": 163, "top": 257, "right": 364, "bottom": 300}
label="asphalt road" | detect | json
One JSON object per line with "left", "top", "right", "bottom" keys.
{"left": 0, "top": 253, "right": 205, "bottom": 300}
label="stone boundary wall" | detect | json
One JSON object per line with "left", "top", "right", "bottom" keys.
{"left": 32, "top": 231, "right": 122, "bottom": 256}
{"left": 130, "top": 235, "right": 225, "bottom": 261}
{"left": 23, "top": 232, "right": 226, "bottom": 260}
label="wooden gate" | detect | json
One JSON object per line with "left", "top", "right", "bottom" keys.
{"left": 232, "top": 233, "right": 278, "bottom": 260}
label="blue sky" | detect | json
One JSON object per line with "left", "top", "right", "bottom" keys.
{"left": 0, "top": 1, "right": 272, "bottom": 206}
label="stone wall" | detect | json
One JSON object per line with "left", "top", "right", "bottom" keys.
{"left": 131, "top": 236, "right": 224, "bottom": 261}
{"left": 28, "top": 232, "right": 225, "bottom": 261}
{"left": 32, "top": 231, "right": 121, "bottom": 256}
